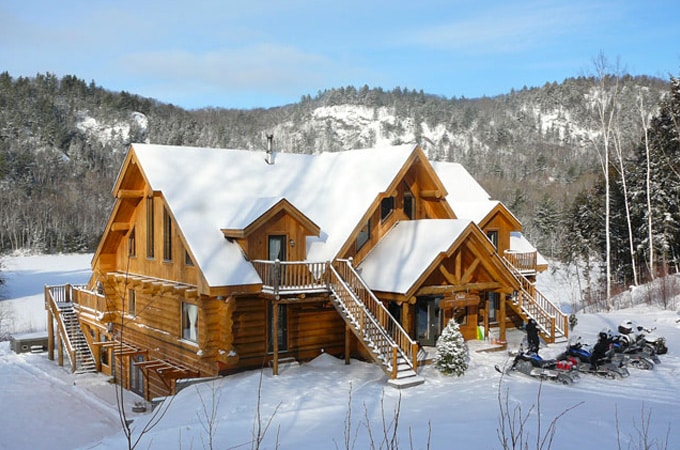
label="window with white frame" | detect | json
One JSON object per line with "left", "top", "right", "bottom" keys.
{"left": 182, "top": 302, "right": 198, "bottom": 343}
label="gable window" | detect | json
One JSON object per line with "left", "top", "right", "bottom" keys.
{"left": 146, "top": 197, "right": 155, "bottom": 259}
{"left": 182, "top": 302, "right": 199, "bottom": 343}
{"left": 185, "top": 250, "right": 194, "bottom": 266}
{"left": 128, "top": 289, "right": 136, "bottom": 317}
{"left": 487, "top": 230, "right": 498, "bottom": 249}
{"left": 404, "top": 191, "right": 415, "bottom": 220}
{"left": 163, "top": 207, "right": 172, "bottom": 261}
{"left": 128, "top": 227, "right": 136, "bottom": 257}
{"left": 380, "top": 196, "right": 395, "bottom": 222}
{"left": 356, "top": 219, "right": 370, "bottom": 252}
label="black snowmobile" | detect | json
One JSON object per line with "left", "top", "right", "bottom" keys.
{"left": 610, "top": 332, "right": 657, "bottom": 369}
{"left": 496, "top": 343, "right": 578, "bottom": 385}
{"left": 617, "top": 320, "right": 667, "bottom": 360}
{"left": 555, "top": 334, "right": 630, "bottom": 379}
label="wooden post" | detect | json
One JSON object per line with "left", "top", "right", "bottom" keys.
{"left": 344, "top": 324, "right": 351, "bottom": 365}
{"left": 273, "top": 259, "right": 281, "bottom": 298}
{"left": 402, "top": 301, "right": 413, "bottom": 336}
{"left": 272, "top": 301, "right": 279, "bottom": 376}
{"left": 46, "top": 307, "right": 54, "bottom": 361}
{"left": 56, "top": 325, "right": 64, "bottom": 367}
{"left": 94, "top": 331, "right": 102, "bottom": 372}
{"left": 500, "top": 293, "right": 507, "bottom": 342}
{"left": 412, "top": 342, "right": 419, "bottom": 372}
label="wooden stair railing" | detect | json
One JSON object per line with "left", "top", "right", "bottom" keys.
{"left": 329, "top": 259, "right": 419, "bottom": 381}
{"left": 45, "top": 285, "right": 78, "bottom": 372}
{"left": 45, "top": 285, "right": 97, "bottom": 373}
{"left": 502, "top": 260, "right": 569, "bottom": 343}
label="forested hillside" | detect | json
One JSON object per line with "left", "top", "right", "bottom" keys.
{"left": 0, "top": 71, "right": 670, "bottom": 261}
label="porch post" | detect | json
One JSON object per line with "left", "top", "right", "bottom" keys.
{"left": 56, "top": 324, "right": 64, "bottom": 367}
{"left": 46, "top": 307, "right": 54, "bottom": 361}
{"left": 402, "top": 300, "right": 413, "bottom": 337}
{"left": 499, "top": 293, "right": 507, "bottom": 342}
{"left": 344, "top": 324, "right": 351, "bottom": 365}
{"left": 272, "top": 301, "right": 279, "bottom": 376}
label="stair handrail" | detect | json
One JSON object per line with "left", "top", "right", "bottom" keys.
{"left": 331, "top": 259, "right": 418, "bottom": 374}
{"left": 328, "top": 264, "right": 399, "bottom": 374}
{"left": 45, "top": 285, "right": 77, "bottom": 372}
{"left": 501, "top": 257, "right": 568, "bottom": 340}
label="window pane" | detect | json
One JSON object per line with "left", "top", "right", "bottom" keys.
{"left": 182, "top": 303, "right": 198, "bottom": 342}
{"left": 380, "top": 197, "right": 395, "bottom": 222}
{"left": 403, "top": 192, "right": 415, "bottom": 219}
{"left": 146, "top": 197, "right": 155, "bottom": 258}
{"left": 128, "top": 289, "right": 136, "bottom": 316}
{"left": 356, "top": 220, "right": 370, "bottom": 251}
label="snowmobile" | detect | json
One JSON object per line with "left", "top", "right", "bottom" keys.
{"left": 610, "top": 333, "right": 657, "bottom": 369}
{"left": 555, "top": 336, "right": 630, "bottom": 379}
{"left": 496, "top": 343, "right": 578, "bottom": 385}
{"left": 618, "top": 320, "right": 668, "bottom": 357}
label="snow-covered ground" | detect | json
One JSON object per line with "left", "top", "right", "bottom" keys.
{"left": 1, "top": 254, "right": 679, "bottom": 450}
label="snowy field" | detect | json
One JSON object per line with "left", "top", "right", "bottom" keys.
{"left": 1, "top": 253, "right": 679, "bottom": 450}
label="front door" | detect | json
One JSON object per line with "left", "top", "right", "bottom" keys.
{"left": 416, "top": 296, "right": 441, "bottom": 346}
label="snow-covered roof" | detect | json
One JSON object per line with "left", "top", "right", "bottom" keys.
{"left": 131, "top": 143, "right": 417, "bottom": 287}
{"left": 430, "top": 161, "right": 490, "bottom": 203}
{"left": 448, "top": 200, "right": 498, "bottom": 223}
{"left": 357, "top": 220, "right": 471, "bottom": 294}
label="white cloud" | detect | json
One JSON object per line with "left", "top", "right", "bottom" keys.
{"left": 119, "top": 43, "right": 371, "bottom": 95}
{"left": 406, "top": 1, "right": 610, "bottom": 54}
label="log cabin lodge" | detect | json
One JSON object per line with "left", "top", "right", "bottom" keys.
{"left": 45, "top": 141, "right": 567, "bottom": 397}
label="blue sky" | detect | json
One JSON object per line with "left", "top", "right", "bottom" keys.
{"left": 2, "top": 0, "right": 679, "bottom": 110}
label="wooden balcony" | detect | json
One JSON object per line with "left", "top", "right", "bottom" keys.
{"left": 251, "top": 260, "right": 331, "bottom": 297}
{"left": 503, "top": 250, "right": 537, "bottom": 275}
{"left": 72, "top": 287, "right": 108, "bottom": 315}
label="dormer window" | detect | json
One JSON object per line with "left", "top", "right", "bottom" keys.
{"left": 356, "top": 219, "right": 370, "bottom": 252}
{"left": 487, "top": 230, "right": 498, "bottom": 249}
{"left": 403, "top": 191, "right": 415, "bottom": 219}
{"left": 380, "top": 197, "right": 395, "bottom": 222}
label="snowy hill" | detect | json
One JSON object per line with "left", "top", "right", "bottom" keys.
{"left": 0, "top": 73, "right": 669, "bottom": 255}
{"left": 0, "top": 254, "right": 679, "bottom": 449}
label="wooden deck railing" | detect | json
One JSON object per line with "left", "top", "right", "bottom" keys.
{"left": 504, "top": 251, "right": 538, "bottom": 273}
{"left": 72, "top": 287, "right": 107, "bottom": 315}
{"left": 251, "top": 260, "right": 330, "bottom": 296}
{"left": 330, "top": 259, "right": 418, "bottom": 377}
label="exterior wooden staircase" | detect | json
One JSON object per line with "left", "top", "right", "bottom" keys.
{"left": 328, "top": 259, "right": 424, "bottom": 388}
{"left": 59, "top": 305, "right": 97, "bottom": 373}
{"left": 45, "top": 286, "right": 97, "bottom": 374}
{"left": 502, "top": 259, "right": 568, "bottom": 344}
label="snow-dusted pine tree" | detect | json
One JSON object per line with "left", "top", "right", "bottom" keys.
{"left": 433, "top": 319, "right": 469, "bottom": 376}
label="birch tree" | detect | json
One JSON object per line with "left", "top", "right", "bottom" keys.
{"left": 589, "top": 53, "right": 620, "bottom": 308}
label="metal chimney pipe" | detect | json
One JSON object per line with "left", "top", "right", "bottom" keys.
{"left": 266, "top": 134, "right": 274, "bottom": 165}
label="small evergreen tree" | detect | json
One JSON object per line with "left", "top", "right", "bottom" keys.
{"left": 433, "top": 319, "right": 469, "bottom": 376}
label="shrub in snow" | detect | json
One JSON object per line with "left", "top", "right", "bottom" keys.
{"left": 433, "top": 319, "right": 469, "bottom": 376}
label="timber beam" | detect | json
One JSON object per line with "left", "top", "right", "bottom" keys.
{"left": 420, "top": 189, "right": 443, "bottom": 199}
{"left": 416, "top": 282, "right": 501, "bottom": 296}
{"left": 116, "top": 189, "right": 145, "bottom": 199}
